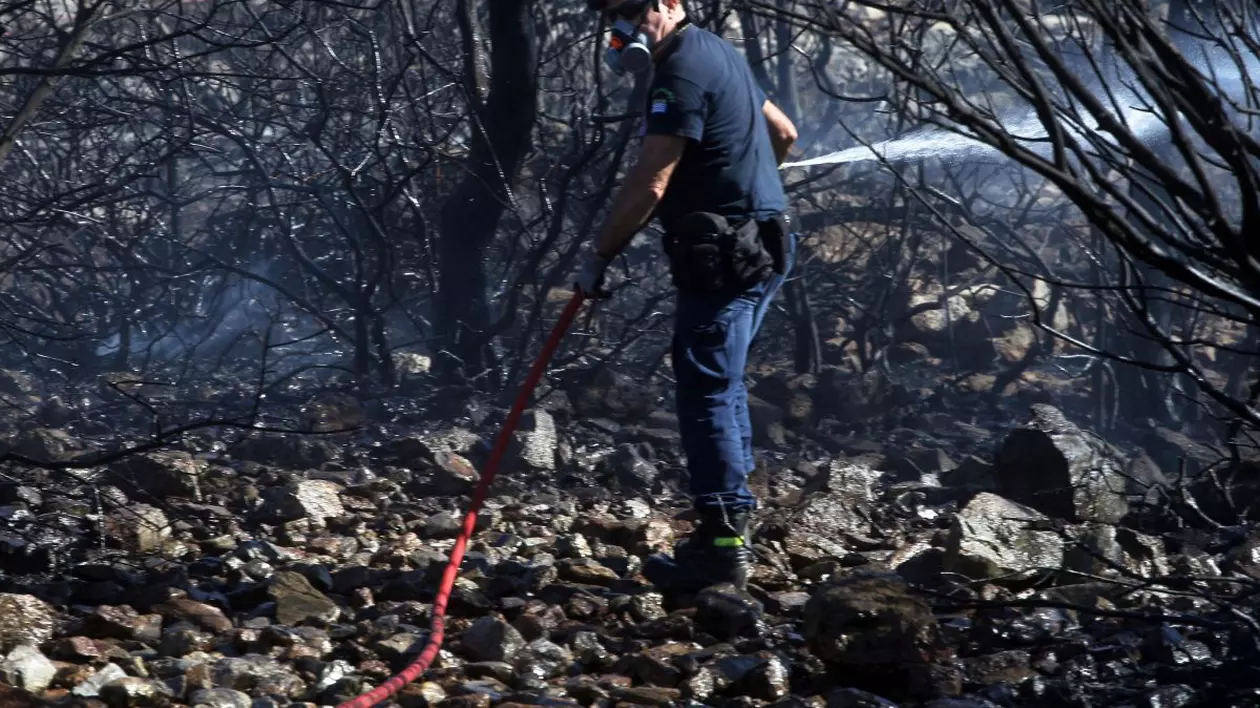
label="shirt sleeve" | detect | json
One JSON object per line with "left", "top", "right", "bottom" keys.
{"left": 643, "top": 71, "right": 706, "bottom": 142}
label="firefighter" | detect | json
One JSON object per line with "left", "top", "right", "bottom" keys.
{"left": 575, "top": 0, "right": 799, "bottom": 593}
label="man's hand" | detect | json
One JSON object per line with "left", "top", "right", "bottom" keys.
{"left": 574, "top": 250, "right": 613, "bottom": 299}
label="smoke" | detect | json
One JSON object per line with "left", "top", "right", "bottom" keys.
{"left": 93, "top": 262, "right": 339, "bottom": 371}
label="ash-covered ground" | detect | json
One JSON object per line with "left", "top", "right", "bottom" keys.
{"left": 1, "top": 359, "right": 1259, "bottom": 708}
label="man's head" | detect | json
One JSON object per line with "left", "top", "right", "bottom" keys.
{"left": 589, "top": 0, "right": 687, "bottom": 75}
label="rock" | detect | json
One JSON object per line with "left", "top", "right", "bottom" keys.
{"left": 373, "top": 633, "right": 427, "bottom": 660}
{"left": 749, "top": 395, "right": 789, "bottom": 446}
{"left": 10, "top": 427, "right": 79, "bottom": 461}
{"left": 814, "top": 368, "right": 903, "bottom": 424}
{"left": 84, "top": 605, "right": 163, "bottom": 643}
{"left": 695, "top": 584, "right": 767, "bottom": 641}
{"left": 112, "top": 450, "right": 205, "bottom": 501}
{"left": 963, "top": 650, "right": 1035, "bottom": 685}
{"left": 269, "top": 571, "right": 340, "bottom": 625}
{"left": 1062, "top": 523, "right": 1124, "bottom": 577}
{"left": 0, "top": 369, "right": 35, "bottom": 396}
{"left": 230, "top": 434, "right": 340, "bottom": 470}
{"left": 899, "top": 287, "right": 974, "bottom": 346}
{"left": 557, "top": 558, "right": 620, "bottom": 586}
{"left": 0, "top": 485, "right": 42, "bottom": 507}
{"left": 1222, "top": 531, "right": 1260, "bottom": 579}
{"left": 0, "top": 645, "right": 57, "bottom": 693}
{"left": 513, "top": 637, "right": 573, "bottom": 685}
{"left": 211, "top": 655, "right": 306, "bottom": 696}
{"left": 605, "top": 443, "right": 658, "bottom": 490}
{"left": 751, "top": 373, "right": 816, "bottom": 428}
{"left": 744, "top": 652, "right": 791, "bottom": 700}
{"left": 427, "top": 449, "right": 481, "bottom": 496}
{"left": 821, "top": 687, "right": 902, "bottom": 707}
{"left": 612, "top": 686, "right": 682, "bottom": 706}
{"left": 508, "top": 408, "right": 557, "bottom": 472}
{"left": 994, "top": 404, "right": 1129, "bottom": 523}
{"left": 72, "top": 662, "right": 129, "bottom": 697}
{"left": 420, "top": 510, "right": 463, "bottom": 539}
{"left": 804, "top": 572, "right": 951, "bottom": 702}
{"left": 103, "top": 504, "right": 171, "bottom": 553}
{"left": 393, "top": 350, "right": 432, "bottom": 376}
{"left": 562, "top": 366, "right": 658, "bottom": 420}
{"left": 766, "top": 591, "right": 811, "bottom": 617}
{"left": 152, "top": 597, "right": 232, "bottom": 633}
{"left": 943, "top": 493, "right": 1064, "bottom": 582}
{"left": 458, "top": 616, "right": 527, "bottom": 663}
{"left": 762, "top": 461, "right": 881, "bottom": 553}
{"left": 1143, "top": 425, "right": 1219, "bottom": 477}
{"left": 300, "top": 391, "right": 365, "bottom": 432}
{"left": 98, "top": 676, "right": 173, "bottom": 708}
{"left": 189, "top": 688, "right": 253, "bottom": 708}
{"left": 0, "top": 594, "right": 57, "bottom": 653}
{"left": 160, "top": 622, "right": 213, "bottom": 656}
{"left": 939, "top": 456, "right": 995, "bottom": 491}
{"left": 618, "top": 645, "right": 686, "bottom": 686}
{"left": 0, "top": 685, "right": 48, "bottom": 708}
{"left": 396, "top": 681, "right": 446, "bottom": 708}
{"left": 262, "top": 480, "right": 345, "bottom": 525}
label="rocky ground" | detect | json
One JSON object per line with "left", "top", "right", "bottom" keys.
{"left": 2, "top": 362, "right": 1260, "bottom": 708}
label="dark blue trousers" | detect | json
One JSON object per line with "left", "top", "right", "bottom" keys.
{"left": 671, "top": 233, "right": 796, "bottom": 513}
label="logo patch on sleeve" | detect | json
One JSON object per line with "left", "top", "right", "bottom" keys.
{"left": 649, "top": 87, "right": 673, "bottom": 115}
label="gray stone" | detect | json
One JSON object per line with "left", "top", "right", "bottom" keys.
{"left": 695, "top": 583, "right": 767, "bottom": 641}
{"left": 189, "top": 688, "right": 253, "bottom": 708}
{"left": 510, "top": 408, "right": 557, "bottom": 472}
{"left": 0, "top": 645, "right": 56, "bottom": 693}
{"left": 944, "top": 493, "right": 1064, "bottom": 582}
{"left": 210, "top": 655, "right": 306, "bottom": 697}
{"left": 0, "top": 594, "right": 57, "bottom": 653}
{"left": 459, "top": 616, "right": 527, "bottom": 663}
{"left": 268, "top": 571, "right": 340, "bottom": 626}
{"left": 607, "top": 443, "right": 658, "bottom": 489}
{"left": 84, "top": 605, "right": 163, "bottom": 643}
{"left": 160, "top": 621, "right": 214, "bottom": 657}
{"left": 822, "top": 687, "right": 902, "bottom": 707}
{"left": 263, "top": 480, "right": 345, "bottom": 525}
{"left": 72, "top": 663, "right": 129, "bottom": 697}
{"left": 112, "top": 450, "right": 204, "bottom": 501}
{"left": 104, "top": 504, "right": 171, "bottom": 553}
{"left": 994, "top": 404, "right": 1129, "bottom": 523}
{"left": 98, "top": 676, "right": 174, "bottom": 708}
{"left": 804, "top": 571, "right": 948, "bottom": 702}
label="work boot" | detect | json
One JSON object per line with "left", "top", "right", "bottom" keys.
{"left": 641, "top": 506, "right": 754, "bottom": 594}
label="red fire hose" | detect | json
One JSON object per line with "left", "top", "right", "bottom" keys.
{"left": 337, "top": 291, "right": 587, "bottom": 708}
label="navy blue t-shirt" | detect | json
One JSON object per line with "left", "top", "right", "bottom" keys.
{"left": 643, "top": 25, "right": 787, "bottom": 228}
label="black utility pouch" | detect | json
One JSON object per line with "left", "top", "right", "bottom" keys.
{"left": 662, "top": 212, "right": 774, "bottom": 294}
{"left": 758, "top": 211, "right": 791, "bottom": 275}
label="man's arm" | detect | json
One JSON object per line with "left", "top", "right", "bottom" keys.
{"left": 763, "top": 99, "right": 798, "bottom": 165}
{"left": 592, "top": 133, "right": 687, "bottom": 258}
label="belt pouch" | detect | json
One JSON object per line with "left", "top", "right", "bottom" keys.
{"left": 662, "top": 212, "right": 772, "bottom": 294}
{"left": 758, "top": 211, "right": 791, "bottom": 275}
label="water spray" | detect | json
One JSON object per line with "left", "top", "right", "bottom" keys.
{"left": 780, "top": 41, "right": 1258, "bottom": 171}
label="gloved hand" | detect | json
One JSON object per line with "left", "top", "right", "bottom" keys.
{"left": 574, "top": 250, "right": 613, "bottom": 299}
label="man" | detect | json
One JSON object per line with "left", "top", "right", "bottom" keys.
{"left": 575, "top": 0, "right": 799, "bottom": 594}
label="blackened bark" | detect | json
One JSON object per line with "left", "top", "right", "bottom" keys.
{"left": 434, "top": 0, "right": 538, "bottom": 386}
{"left": 774, "top": 0, "right": 821, "bottom": 374}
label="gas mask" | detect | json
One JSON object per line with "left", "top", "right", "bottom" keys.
{"left": 598, "top": 0, "right": 656, "bottom": 76}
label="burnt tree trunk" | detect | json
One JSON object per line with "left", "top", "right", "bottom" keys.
{"left": 774, "top": 2, "right": 821, "bottom": 374}
{"left": 433, "top": 0, "right": 538, "bottom": 387}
